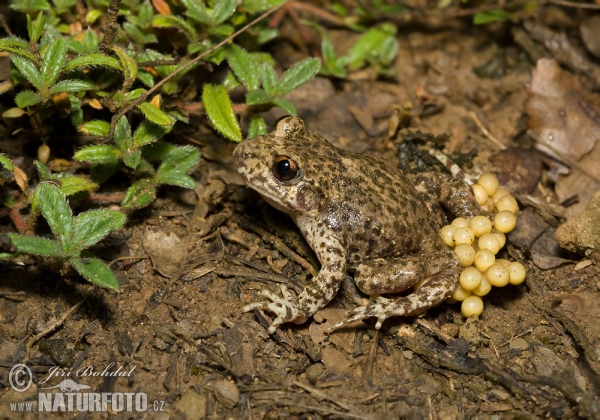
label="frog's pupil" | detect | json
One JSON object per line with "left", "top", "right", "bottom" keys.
{"left": 277, "top": 160, "right": 290, "bottom": 177}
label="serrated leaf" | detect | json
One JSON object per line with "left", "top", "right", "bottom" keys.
{"left": 154, "top": 145, "right": 200, "bottom": 186}
{"left": 155, "top": 172, "right": 195, "bottom": 188}
{"left": 35, "top": 160, "right": 51, "bottom": 180}
{"left": 225, "top": 44, "right": 259, "bottom": 91}
{"left": 112, "top": 46, "right": 138, "bottom": 85}
{"left": 137, "top": 102, "right": 174, "bottom": 126}
{"left": 273, "top": 98, "right": 296, "bottom": 115}
{"left": 181, "top": 0, "right": 210, "bottom": 24}
{"left": 41, "top": 38, "right": 67, "bottom": 88}
{"left": 203, "top": 84, "right": 241, "bottom": 141}
{"left": 248, "top": 115, "right": 267, "bottom": 139}
{"left": 48, "top": 79, "right": 95, "bottom": 94}
{"left": 7, "top": 234, "right": 63, "bottom": 257}
{"left": 276, "top": 58, "right": 320, "bottom": 96}
{"left": 34, "top": 183, "right": 72, "bottom": 251}
{"left": 3, "top": 107, "right": 27, "bottom": 118}
{"left": 59, "top": 176, "right": 98, "bottom": 196}
{"left": 69, "top": 209, "right": 126, "bottom": 255}
{"left": 28, "top": 12, "right": 46, "bottom": 44}
{"left": 246, "top": 89, "right": 272, "bottom": 105}
{"left": 83, "top": 29, "right": 100, "bottom": 53}
{"left": 71, "top": 257, "right": 119, "bottom": 290}
{"left": 114, "top": 116, "right": 133, "bottom": 153}
{"left": 122, "top": 88, "right": 147, "bottom": 102}
{"left": 123, "top": 149, "right": 141, "bottom": 169}
{"left": 77, "top": 120, "right": 110, "bottom": 136}
{"left": 212, "top": 0, "right": 236, "bottom": 25}
{"left": 74, "top": 145, "right": 121, "bottom": 163}
{"left": 0, "top": 154, "right": 14, "bottom": 171}
{"left": 11, "top": 56, "right": 44, "bottom": 91}
{"left": 261, "top": 63, "right": 278, "bottom": 96}
{"left": 63, "top": 54, "right": 122, "bottom": 72}
{"left": 136, "top": 70, "right": 155, "bottom": 88}
{"left": 122, "top": 179, "right": 156, "bottom": 209}
{"left": 133, "top": 120, "right": 171, "bottom": 148}
{"left": 152, "top": 15, "right": 197, "bottom": 41}
{"left": 15, "top": 90, "right": 44, "bottom": 108}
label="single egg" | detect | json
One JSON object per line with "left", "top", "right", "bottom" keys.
{"left": 461, "top": 295, "right": 484, "bottom": 317}
{"left": 485, "top": 263, "right": 510, "bottom": 287}
{"left": 494, "top": 211, "right": 517, "bottom": 233}
{"left": 508, "top": 262, "right": 527, "bottom": 285}
{"left": 477, "top": 173, "right": 499, "bottom": 196}
{"left": 451, "top": 217, "right": 470, "bottom": 228}
{"left": 459, "top": 267, "right": 483, "bottom": 291}
{"left": 495, "top": 194, "right": 519, "bottom": 214}
{"left": 453, "top": 227, "right": 475, "bottom": 246}
{"left": 451, "top": 285, "right": 471, "bottom": 301}
{"left": 468, "top": 215, "right": 492, "bottom": 237}
{"left": 473, "top": 277, "right": 492, "bottom": 296}
{"left": 439, "top": 225, "right": 457, "bottom": 248}
{"left": 454, "top": 244, "right": 476, "bottom": 267}
{"left": 472, "top": 184, "right": 489, "bottom": 206}
{"left": 475, "top": 249, "right": 495, "bottom": 272}
{"left": 478, "top": 233, "right": 501, "bottom": 254}
{"left": 38, "top": 143, "right": 50, "bottom": 164}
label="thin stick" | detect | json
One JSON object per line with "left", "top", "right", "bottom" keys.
{"left": 469, "top": 111, "right": 506, "bottom": 150}
{"left": 545, "top": 0, "right": 600, "bottom": 9}
{"left": 107, "top": 3, "right": 286, "bottom": 140}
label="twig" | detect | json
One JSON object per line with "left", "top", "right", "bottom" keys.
{"left": 98, "top": 0, "right": 121, "bottom": 54}
{"left": 23, "top": 297, "right": 88, "bottom": 361}
{"left": 107, "top": 3, "right": 285, "bottom": 140}
{"left": 291, "top": 379, "right": 363, "bottom": 415}
{"left": 0, "top": 14, "right": 12, "bottom": 36}
{"left": 469, "top": 111, "right": 506, "bottom": 151}
{"left": 545, "top": 0, "right": 600, "bottom": 9}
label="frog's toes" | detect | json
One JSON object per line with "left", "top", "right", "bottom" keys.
{"left": 243, "top": 285, "right": 300, "bottom": 333}
{"left": 327, "top": 298, "right": 392, "bottom": 332}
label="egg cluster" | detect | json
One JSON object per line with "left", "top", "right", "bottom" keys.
{"left": 439, "top": 173, "right": 526, "bottom": 318}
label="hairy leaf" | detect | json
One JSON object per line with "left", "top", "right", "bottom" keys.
{"left": 48, "top": 79, "right": 95, "bottom": 94}
{"left": 41, "top": 38, "right": 67, "bottom": 88}
{"left": 276, "top": 58, "right": 320, "bottom": 96}
{"left": 74, "top": 145, "right": 121, "bottom": 163}
{"left": 225, "top": 44, "right": 259, "bottom": 91}
{"left": 114, "top": 116, "right": 133, "bottom": 153}
{"left": 27, "top": 12, "right": 46, "bottom": 44}
{"left": 112, "top": 46, "right": 138, "bottom": 85}
{"left": 212, "top": 0, "right": 237, "bottom": 25}
{"left": 122, "top": 179, "right": 157, "bottom": 209}
{"left": 136, "top": 102, "right": 174, "bottom": 126}
{"left": 63, "top": 54, "right": 122, "bottom": 72}
{"left": 133, "top": 120, "right": 171, "bottom": 147}
{"left": 248, "top": 115, "right": 268, "bottom": 139}
{"left": 70, "top": 209, "right": 126, "bottom": 255}
{"left": 7, "top": 234, "right": 63, "bottom": 257}
{"left": 11, "top": 56, "right": 44, "bottom": 91}
{"left": 15, "top": 90, "right": 43, "bottom": 108}
{"left": 58, "top": 176, "right": 99, "bottom": 196}
{"left": 34, "top": 183, "right": 73, "bottom": 251}
{"left": 71, "top": 257, "right": 119, "bottom": 290}
{"left": 77, "top": 120, "right": 110, "bottom": 136}
{"left": 203, "top": 84, "right": 241, "bottom": 142}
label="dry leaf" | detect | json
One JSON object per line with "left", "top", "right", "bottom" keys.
{"left": 152, "top": 0, "right": 171, "bottom": 16}
{"left": 13, "top": 166, "right": 27, "bottom": 193}
{"left": 143, "top": 230, "right": 185, "bottom": 278}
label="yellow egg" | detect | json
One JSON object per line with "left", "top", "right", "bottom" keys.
{"left": 38, "top": 143, "right": 50, "bottom": 164}
{"left": 475, "top": 249, "right": 495, "bottom": 272}
{"left": 508, "top": 262, "right": 527, "bottom": 285}
{"left": 452, "top": 227, "right": 475, "bottom": 246}
{"left": 461, "top": 295, "right": 484, "bottom": 317}
{"left": 472, "top": 184, "right": 488, "bottom": 206}
{"left": 468, "top": 215, "right": 492, "bottom": 237}
{"left": 439, "top": 225, "right": 457, "bottom": 248}
{"left": 454, "top": 244, "right": 476, "bottom": 267}
{"left": 495, "top": 258, "right": 511, "bottom": 267}
{"left": 459, "top": 267, "right": 483, "bottom": 291}
{"left": 451, "top": 217, "right": 470, "bottom": 228}
{"left": 492, "top": 230, "right": 506, "bottom": 248}
{"left": 477, "top": 173, "right": 499, "bottom": 197}
{"left": 494, "top": 211, "right": 517, "bottom": 233}
{"left": 451, "top": 285, "right": 471, "bottom": 301}
{"left": 485, "top": 263, "right": 510, "bottom": 287}
{"left": 473, "top": 276, "right": 492, "bottom": 296}
{"left": 495, "top": 194, "right": 519, "bottom": 214}
{"left": 492, "top": 188, "right": 510, "bottom": 203}
{"left": 478, "top": 233, "right": 501, "bottom": 254}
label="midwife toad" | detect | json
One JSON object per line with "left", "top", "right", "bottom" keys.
{"left": 233, "top": 117, "right": 481, "bottom": 333}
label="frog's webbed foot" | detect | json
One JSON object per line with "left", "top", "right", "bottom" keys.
{"left": 243, "top": 285, "right": 304, "bottom": 334}
{"left": 327, "top": 296, "right": 392, "bottom": 332}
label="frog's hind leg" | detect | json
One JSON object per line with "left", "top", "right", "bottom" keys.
{"left": 328, "top": 266, "right": 461, "bottom": 331}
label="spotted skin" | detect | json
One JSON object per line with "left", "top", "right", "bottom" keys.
{"left": 233, "top": 117, "right": 481, "bottom": 333}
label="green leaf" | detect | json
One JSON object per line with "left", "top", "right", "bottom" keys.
{"left": 273, "top": 98, "right": 296, "bottom": 115}
{"left": 112, "top": 46, "right": 138, "bottom": 85}
{"left": 212, "top": 0, "right": 237, "bottom": 25}
{"left": 136, "top": 102, "right": 174, "bottom": 126}
{"left": 261, "top": 63, "right": 278, "bottom": 96}
{"left": 77, "top": 120, "right": 110, "bottom": 136}
{"left": 123, "top": 149, "right": 141, "bottom": 169}
{"left": 242, "top": 0, "right": 285, "bottom": 13}
{"left": 152, "top": 15, "right": 197, "bottom": 41}
{"left": 58, "top": 176, "right": 98, "bottom": 196}
{"left": 28, "top": 12, "right": 46, "bottom": 44}
{"left": 41, "top": 38, "right": 67, "bottom": 88}
{"left": 69, "top": 209, "right": 126, "bottom": 255}
{"left": 348, "top": 24, "right": 397, "bottom": 70}
{"left": 74, "top": 145, "right": 121, "bottom": 163}
{"left": 0, "top": 154, "right": 14, "bottom": 171}
{"left": 246, "top": 89, "right": 272, "bottom": 105}
{"left": 154, "top": 145, "right": 200, "bottom": 187}
{"left": 83, "top": 29, "right": 100, "bottom": 53}
{"left": 114, "top": 116, "right": 133, "bottom": 153}
{"left": 48, "top": 79, "right": 95, "bottom": 94}
{"left": 136, "top": 70, "right": 155, "bottom": 88}
{"left": 63, "top": 54, "right": 122, "bottom": 72}
{"left": 203, "top": 84, "right": 242, "bottom": 142}
{"left": 122, "top": 179, "right": 157, "bottom": 209}
{"left": 0, "top": 41, "right": 37, "bottom": 63}
{"left": 276, "top": 58, "right": 321, "bottom": 96}
{"left": 11, "top": 0, "right": 50, "bottom": 12}
{"left": 181, "top": 0, "right": 210, "bottom": 24}
{"left": 133, "top": 120, "right": 171, "bottom": 148}
{"left": 473, "top": 9, "right": 511, "bottom": 24}
{"left": 34, "top": 183, "right": 72, "bottom": 251}
{"left": 71, "top": 257, "right": 119, "bottom": 291}
{"left": 35, "top": 161, "right": 51, "bottom": 180}
{"left": 7, "top": 234, "right": 63, "bottom": 257}
{"left": 248, "top": 115, "right": 267, "bottom": 139}
{"left": 225, "top": 44, "right": 259, "bottom": 91}
{"left": 15, "top": 91, "right": 43, "bottom": 107}
{"left": 11, "top": 56, "right": 44, "bottom": 91}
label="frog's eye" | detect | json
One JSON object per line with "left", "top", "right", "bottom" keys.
{"left": 272, "top": 155, "right": 300, "bottom": 183}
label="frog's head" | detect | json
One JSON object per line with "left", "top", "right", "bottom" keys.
{"left": 233, "top": 116, "right": 331, "bottom": 216}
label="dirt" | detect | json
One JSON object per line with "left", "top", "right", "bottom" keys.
{"left": 2, "top": 3, "right": 600, "bottom": 420}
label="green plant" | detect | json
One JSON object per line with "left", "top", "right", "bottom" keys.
{"left": 3, "top": 183, "right": 125, "bottom": 290}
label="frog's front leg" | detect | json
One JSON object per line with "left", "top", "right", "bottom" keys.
{"left": 329, "top": 251, "right": 460, "bottom": 331}
{"left": 244, "top": 237, "right": 347, "bottom": 334}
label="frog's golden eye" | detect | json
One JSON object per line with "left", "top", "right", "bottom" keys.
{"left": 272, "top": 155, "right": 300, "bottom": 182}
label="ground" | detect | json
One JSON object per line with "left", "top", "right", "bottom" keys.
{"left": 1, "top": 2, "right": 600, "bottom": 419}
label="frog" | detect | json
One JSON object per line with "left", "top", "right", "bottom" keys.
{"left": 233, "top": 116, "right": 481, "bottom": 333}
